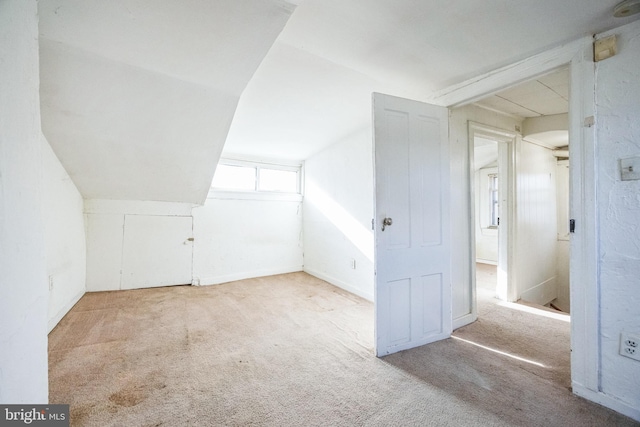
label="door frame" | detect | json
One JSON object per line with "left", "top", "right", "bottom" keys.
{"left": 468, "top": 122, "right": 518, "bottom": 312}
{"left": 428, "top": 36, "right": 599, "bottom": 398}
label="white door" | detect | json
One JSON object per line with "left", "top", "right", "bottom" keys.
{"left": 373, "top": 93, "right": 451, "bottom": 356}
{"left": 121, "top": 215, "right": 194, "bottom": 289}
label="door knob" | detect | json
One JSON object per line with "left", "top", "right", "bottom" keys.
{"left": 382, "top": 217, "right": 393, "bottom": 231}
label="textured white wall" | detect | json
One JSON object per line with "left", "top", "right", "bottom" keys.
{"left": 192, "top": 199, "right": 303, "bottom": 285}
{"left": 42, "top": 135, "right": 87, "bottom": 332}
{"left": 516, "top": 141, "right": 558, "bottom": 305}
{"left": 0, "top": 0, "right": 49, "bottom": 403}
{"left": 595, "top": 20, "right": 640, "bottom": 415}
{"left": 303, "top": 128, "right": 375, "bottom": 301}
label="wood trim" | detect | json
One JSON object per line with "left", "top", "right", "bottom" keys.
{"left": 428, "top": 38, "right": 587, "bottom": 108}
{"left": 569, "top": 38, "right": 600, "bottom": 393}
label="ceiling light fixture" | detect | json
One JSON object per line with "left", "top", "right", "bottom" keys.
{"left": 614, "top": 0, "right": 640, "bottom": 17}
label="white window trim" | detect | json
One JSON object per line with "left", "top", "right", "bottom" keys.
{"left": 208, "top": 157, "right": 303, "bottom": 201}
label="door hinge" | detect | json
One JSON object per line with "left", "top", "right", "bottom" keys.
{"left": 570, "top": 219, "right": 576, "bottom": 233}
{"left": 372, "top": 218, "right": 375, "bottom": 230}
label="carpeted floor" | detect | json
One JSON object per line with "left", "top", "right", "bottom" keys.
{"left": 49, "top": 271, "right": 638, "bottom": 426}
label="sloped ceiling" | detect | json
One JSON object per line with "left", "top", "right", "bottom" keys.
{"left": 38, "top": 0, "right": 295, "bottom": 203}
{"left": 39, "top": 0, "right": 638, "bottom": 201}
{"left": 224, "top": 0, "right": 637, "bottom": 161}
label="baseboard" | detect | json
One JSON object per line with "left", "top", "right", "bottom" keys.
{"left": 476, "top": 259, "right": 498, "bottom": 266}
{"left": 303, "top": 268, "right": 374, "bottom": 302}
{"left": 520, "top": 276, "right": 557, "bottom": 306}
{"left": 573, "top": 383, "right": 640, "bottom": 422}
{"left": 453, "top": 313, "right": 477, "bottom": 330}
{"left": 48, "top": 289, "right": 85, "bottom": 333}
{"left": 195, "top": 265, "right": 303, "bottom": 286}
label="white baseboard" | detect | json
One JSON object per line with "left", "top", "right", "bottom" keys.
{"left": 195, "top": 265, "right": 303, "bottom": 286}
{"left": 453, "top": 313, "right": 477, "bottom": 330}
{"left": 476, "top": 259, "right": 497, "bottom": 266}
{"left": 573, "top": 383, "right": 640, "bottom": 422}
{"left": 303, "top": 268, "right": 374, "bottom": 302}
{"left": 48, "top": 289, "right": 84, "bottom": 333}
{"left": 520, "top": 276, "right": 557, "bottom": 306}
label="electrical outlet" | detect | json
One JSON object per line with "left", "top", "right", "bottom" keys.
{"left": 619, "top": 333, "right": 640, "bottom": 361}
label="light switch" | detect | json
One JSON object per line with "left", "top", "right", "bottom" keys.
{"left": 621, "top": 156, "right": 640, "bottom": 181}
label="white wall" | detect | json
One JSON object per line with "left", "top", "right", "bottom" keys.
{"left": 449, "top": 105, "right": 522, "bottom": 322}
{"left": 516, "top": 141, "right": 558, "bottom": 305}
{"left": 42, "top": 135, "right": 87, "bottom": 332}
{"left": 0, "top": 0, "right": 49, "bottom": 403}
{"left": 593, "top": 20, "right": 640, "bottom": 417}
{"left": 85, "top": 196, "right": 303, "bottom": 291}
{"left": 475, "top": 166, "right": 498, "bottom": 264}
{"left": 192, "top": 197, "right": 303, "bottom": 285}
{"left": 303, "top": 128, "right": 375, "bottom": 301}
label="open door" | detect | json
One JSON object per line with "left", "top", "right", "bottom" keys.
{"left": 373, "top": 93, "right": 451, "bottom": 356}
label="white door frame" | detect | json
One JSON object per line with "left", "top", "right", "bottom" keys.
{"left": 468, "top": 122, "right": 518, "bottom": 308}
{"left": 429, "top": 37, "right": 599, "bottom": 399}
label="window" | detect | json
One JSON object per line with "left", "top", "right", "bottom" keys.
{"left": 211, "top": 164, "right": 256, "bottom": 191}
{"left": 258, "top": 168, "right": 298, "bottom": 193}
{"left": 489, "top": 173, "right": 499, "bottom": 227}
{"left": 209, "top": 158, "right": 302, "bottom": 200}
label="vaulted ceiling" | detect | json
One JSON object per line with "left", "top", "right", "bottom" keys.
{"left": 38, "top": 0, "right": 638, "bottom": 203}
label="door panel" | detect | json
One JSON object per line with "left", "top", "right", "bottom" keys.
{"left": 374, "top": 93, "right": 451, "bottom": 356}
{"left": 121, "top": 215, "right": 193, "bottom": 289}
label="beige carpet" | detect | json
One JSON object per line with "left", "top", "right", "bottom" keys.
{"left": 49, "top": 272, "right": 638, "bottom": 426}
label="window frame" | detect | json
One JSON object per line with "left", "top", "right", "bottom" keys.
{"left": 207, "top": 158, "right": 303, "bottom": 202}
{"left": 488, "top": 173, "right": 499, "bottom": 228}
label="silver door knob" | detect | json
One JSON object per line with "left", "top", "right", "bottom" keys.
{"left": 382, "top": 217, "right": 393, "bottom": 231}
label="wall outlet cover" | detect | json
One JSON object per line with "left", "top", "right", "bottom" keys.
{"left": 620, "top": 332, "right": 640, "bottom": 362}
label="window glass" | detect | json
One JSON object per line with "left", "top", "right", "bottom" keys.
{"left": 211, "top": 164, "right": 256, "bottom": 191}
{"left": 259, "top": 168, "right": 298, "bottom": 193}
{"left": 489, "top": 174, "right": 499, "bottom": 226}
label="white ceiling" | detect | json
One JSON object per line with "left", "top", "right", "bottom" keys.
{"left": 475, "top": 68, "right": 570, "bottom": 118}
{"left": 38, "top": 0, "right": 638, "bottom": 202}
{"left": 224, "top": 1, "right": 635, "bottom": 161}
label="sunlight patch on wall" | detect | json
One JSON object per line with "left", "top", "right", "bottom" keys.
{"left": 305, "top": 179, "right": 374, "bottom": 262}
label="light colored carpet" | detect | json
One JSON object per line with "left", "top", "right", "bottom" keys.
{"left": 49, "top": 272, "right": 638, "bottom": 426}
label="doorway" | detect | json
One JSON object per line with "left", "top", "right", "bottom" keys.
{"left": 466, "top": 67, "right": 571, "bottom": 312}
{"left": 462, "top": 66, "right": 572, "bottom": 379}
{"left": 381, "top": 38, "right": 598, "bottom": 406}
{"left": 469, "top": 123, "right": 517, "bottom": 306}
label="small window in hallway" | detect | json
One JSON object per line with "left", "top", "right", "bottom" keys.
{"left": 489, "top": 173, "right": 499, "bottom": 227}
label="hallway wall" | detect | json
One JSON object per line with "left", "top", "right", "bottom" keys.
{"left": 516, "top": 141, "right": 558, "bottom": 305}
